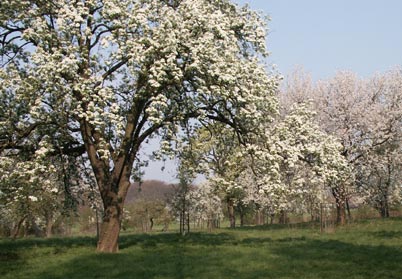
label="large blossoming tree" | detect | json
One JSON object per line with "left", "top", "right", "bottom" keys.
{"left": 0, "top": 0, "right": 278, "bottom": 252}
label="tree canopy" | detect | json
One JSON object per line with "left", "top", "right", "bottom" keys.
{"left": 0, "top": 0, "right": 279, "bottom": 252}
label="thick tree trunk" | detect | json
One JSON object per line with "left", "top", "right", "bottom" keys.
{"left": 79, "top": 113, "right": 135, "bottom": 252}
{"left": 97, "top": 202, "right": 122, "bottom": 253}
{"left": 96, "top": 179, "right": 130, "bottom": 253}
{"left": 227, "top": 199, "right": 235, "bottom": 228}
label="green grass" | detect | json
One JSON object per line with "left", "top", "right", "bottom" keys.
{"left": 1, "top": 218, "right": 402, "bottom": 279}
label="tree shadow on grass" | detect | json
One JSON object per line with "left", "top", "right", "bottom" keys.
{"left": 240, "top": 236, "right": 308, "bottom": 246}
{"left": 271, "top": 239, "right": 402, "bottom": 278}
{"left": 119, "top": 232, "right": 235, "bottom": 250}
{"left": 370, "top": 230, "right": 402, "bottom": 239}
{"left": 0, "top": 236, "right": 98, "bottom": 279}
{"left": 233, "top": 221, "right": 319, "bottom": 231}
{"left": 0, "top": 236, "right": 97, "bottom": 251}
{"left": 31, "top": 235, "right": 402, "bottom": 279}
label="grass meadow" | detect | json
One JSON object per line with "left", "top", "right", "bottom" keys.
{"left": 1, "top": 218, "right": 402, "bottom": 279}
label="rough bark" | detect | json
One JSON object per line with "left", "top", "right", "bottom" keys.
{"left": 96, "top": 175, "right": 131, "bottom": 252}
{"left": 97, "top": 201, "right": 122, "bottom": 253}
{"left": 79, "top": 100, "right": 138, "bottom": 252}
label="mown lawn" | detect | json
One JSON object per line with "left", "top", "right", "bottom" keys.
{"left": 1, "top": 218, "right": 402, "bottom": 279}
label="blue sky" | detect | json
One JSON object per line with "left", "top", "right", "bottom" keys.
{"left": 235, "top": 0, "right": 402, "bottom": 79}
{"left": 142, "top": 0, "right": 402, "bottom": 182}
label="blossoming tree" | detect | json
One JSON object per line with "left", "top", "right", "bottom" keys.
{"left": 246, "top": 103, "right": 350, "bottom": 224}
{"left": 0, "top": 0, "right": 278, "bottom": 252}
{"left": 282, "top": 68, "right": 402, "bottom": 222}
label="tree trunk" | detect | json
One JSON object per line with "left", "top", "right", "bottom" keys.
{"left": 45, "top": 210, "right": 54, "bottom": 238}
{"left": 346, "top": 198, "right": 352, "bottom": 221}
{"left": 179, "top": 212, "right": 183, "bottom": 235}
{"left": 238, "top": 205, "right": 245, "bottom": 227}
{"left": 255, "top": 210, "right": 264, "bottom": 225}
{"left": 79, "top": 114, "right": 135, "bottom": 252}
{"left": 95, "top": 208, "right": 100, "bottom": 240}
{"left": 187, "top": 212, "right": 190, "bottom": 234}
{"left": 12, "top": 216, "right": 27, "bottom": 239}
{"left": 240, "top": 213, "right": 244, "bottom": 227}
{"left": 379, "top": 195, "right": 390, "bottom": 218}
{"left": 227, "top": 199, "right": 235, "bottom": 228}
{"left": 279, "top": 210, "right": 288, "bottom": 224}
{"left": 27, "top": 215, "right": 43, "bottom": 237}
{"left": 149, "top": 218, "right": 154, "bottom": 231}
{"left": 380, "top": 163, "right": 391, "bottom": 218}
{"left": 255, "top": 210, "right": 259, "bottom": 225}
{"left": 335, "top": 197, "right": 346, "bottom": 225}
{"left": 97, "top": 202, "right": 122, "bottom": 253}
{"left": 45, "top": 220, "right": 53, "bottom": 238}
{"left": 332, "top": 187, "right": 346, "bottom": 226}
{"left": 96, "top": 181, "right": 130, "bottom": 253}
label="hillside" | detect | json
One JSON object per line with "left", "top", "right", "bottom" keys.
{"left": 125, "top": 180, "right": 176, "bottom": 204}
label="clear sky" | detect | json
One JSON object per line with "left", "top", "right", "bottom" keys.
{"left": 142, "top": 0, "right": 402, "bottom": 183}
{"left": 235, "top": 0, "right": 402, "bottom": 79}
